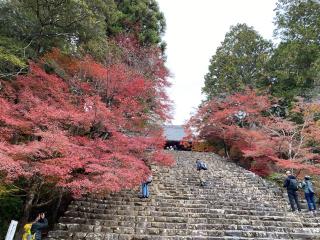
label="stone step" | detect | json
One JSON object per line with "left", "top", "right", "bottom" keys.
{"left": 67, "top": 204, "right": 291, "bottom": 218}
{"left": 54, "top": 221, "right": 317, "bottom": 234}
{"left": 98, "top": 196, "right": 285, "bottom": 206}
{"left": 62, "top": 210, "right": 304, "bottom": 225}
{"left": 58, "top": 216, "right": 305, "bottom": 228}
{"left": 79, "top": 203, "right": 284, "bottom": 211}
{"left": 48, "top": 229, "right": 320, "bottom": 239}
{"left": 46, "top": 230, "right": 294, "bottom": 240}
{"left": 83, "top": 198, "right": 284, "bottom": 209}
{"left": 71, "top": 202, "right": 284, "bottom": 213}
{"left": 46, "top": 228, "right": 299, "bottom": 239}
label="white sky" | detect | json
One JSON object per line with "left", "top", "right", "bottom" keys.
{"left": 157, "top": 0, "right": 278, "bottom": 125}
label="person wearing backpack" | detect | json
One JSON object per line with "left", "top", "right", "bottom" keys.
{"left": 301, "top": 175, "right": 317, "bottom": 213}
{"left": 283, "top": 171, "right": 301, "bottom": 212}
{"left": 31, "top": 212, "right": 48, "bottom": 240}
{"left": 23, "top": 213, "right": 48, "bottom": 240}
{"left": 196, "top": 159, "right": 208, "bottom": 187}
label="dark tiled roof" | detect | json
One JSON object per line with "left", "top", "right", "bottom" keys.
{"left": 164, "top": 125, "right": 186, "bottom": 141}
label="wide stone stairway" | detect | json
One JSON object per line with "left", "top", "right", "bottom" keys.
{"left": 47, "top": 151, "right": 320, "bottom": 239}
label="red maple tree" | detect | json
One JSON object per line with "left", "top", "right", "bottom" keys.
{"left": 0, "top": 37, "right": 173, "bottom": 226}
{"left": 186, "top": 90, "right": 320, "bottom": 177}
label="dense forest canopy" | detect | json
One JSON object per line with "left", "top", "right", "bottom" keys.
{"left": 203, "top": 0, "right": 320, "bottom": 101}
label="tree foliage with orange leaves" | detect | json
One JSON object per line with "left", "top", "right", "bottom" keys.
{"left": 186, "top": 90, "right": 320, "bottom": 177}
{"left": 0, "top": 36, "right": 173, "bottom": 229}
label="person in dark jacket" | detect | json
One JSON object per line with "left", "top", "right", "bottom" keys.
{"left": 31, "top": 212, "right": 48, "bottom": 240}
{"left": 301, "top": 175, "right": 317, "bottom": 213}
{"left": 283, "top": 171, "right": 301, "bottom": 212}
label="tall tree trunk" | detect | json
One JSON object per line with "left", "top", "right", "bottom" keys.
{"left": 51, "top": 189, "right": 63, "bottom": 223}
{"left": 223, "top": 140, "right": 230, "bottom": 159}
{"left": 14, "top": 182, "right": 39, "bottom": 240}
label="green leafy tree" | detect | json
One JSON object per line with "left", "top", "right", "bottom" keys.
{"left": 0, "top": 0, "right": 167, "bottom": 75}
{"left": 0, "top": 0, "right": 110, "bottom": 54}
{"left": 0, "top": 36, "right": 35, "bottom": 78}
{"left": 0, "top": 184, "right": 23, "bottom": 239}
{"left": 270, "top": 0, "right": 320, "bottom": 99}
{"left": 203, "top": 24, "right": 272, "bottom": 99}
{"left": 275, "top": 0, "right": 320, "bottom": 44}
{"left": 267, "top": 41, "right": 320, "bottom": 101}
{"left": 113, "top": 0, "right": 166, "bottom": 47}
{"left": 0, "top": 0, "right": 165, "bottom": 54}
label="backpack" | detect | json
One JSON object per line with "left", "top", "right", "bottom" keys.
{"left": 197, "top": 161, "right": 208, "bottom": 171}
{"left": 302, "top": 180, "right": 315, "bottom": 193}
{"left": 288, "top": 178, "right": 299, "bottom": 191}
{"left": 200, "top": 162, "right": 208, "bottom": 170}
{"left": 22, "top": 224, "right": 35, "bottom": 240}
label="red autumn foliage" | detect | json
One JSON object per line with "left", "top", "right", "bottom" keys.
{"left": 0, "top": 39, "right": 173, "bottom": 197}
{"left": 186, "top": 90, "right": 320, "bottom": 177}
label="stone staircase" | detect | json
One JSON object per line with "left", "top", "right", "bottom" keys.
{"left": 46, "top": 151, "right": 320, "bottom": 239}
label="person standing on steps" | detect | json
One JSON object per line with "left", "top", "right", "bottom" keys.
{"left": 196, "top": 159, "right": 208, "bottom": 187}
{"left": 29, "top": 212, "right": 48, "bottom": 240}
{"left": 140, "top": 175, "right": 152, "bottom": 198}
{"left": 283, "top": 171, "right": 301, "bottom": 212}
{"left": 300, "top": 175, "right": 317, "bottom": 214}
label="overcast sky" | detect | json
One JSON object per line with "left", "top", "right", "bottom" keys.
{"left": 157, "top": 0, "right": 278, "bottom": 125}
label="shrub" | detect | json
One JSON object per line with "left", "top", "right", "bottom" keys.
{"left": 0, "top": 184, "right": 23, "bottom": 239}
